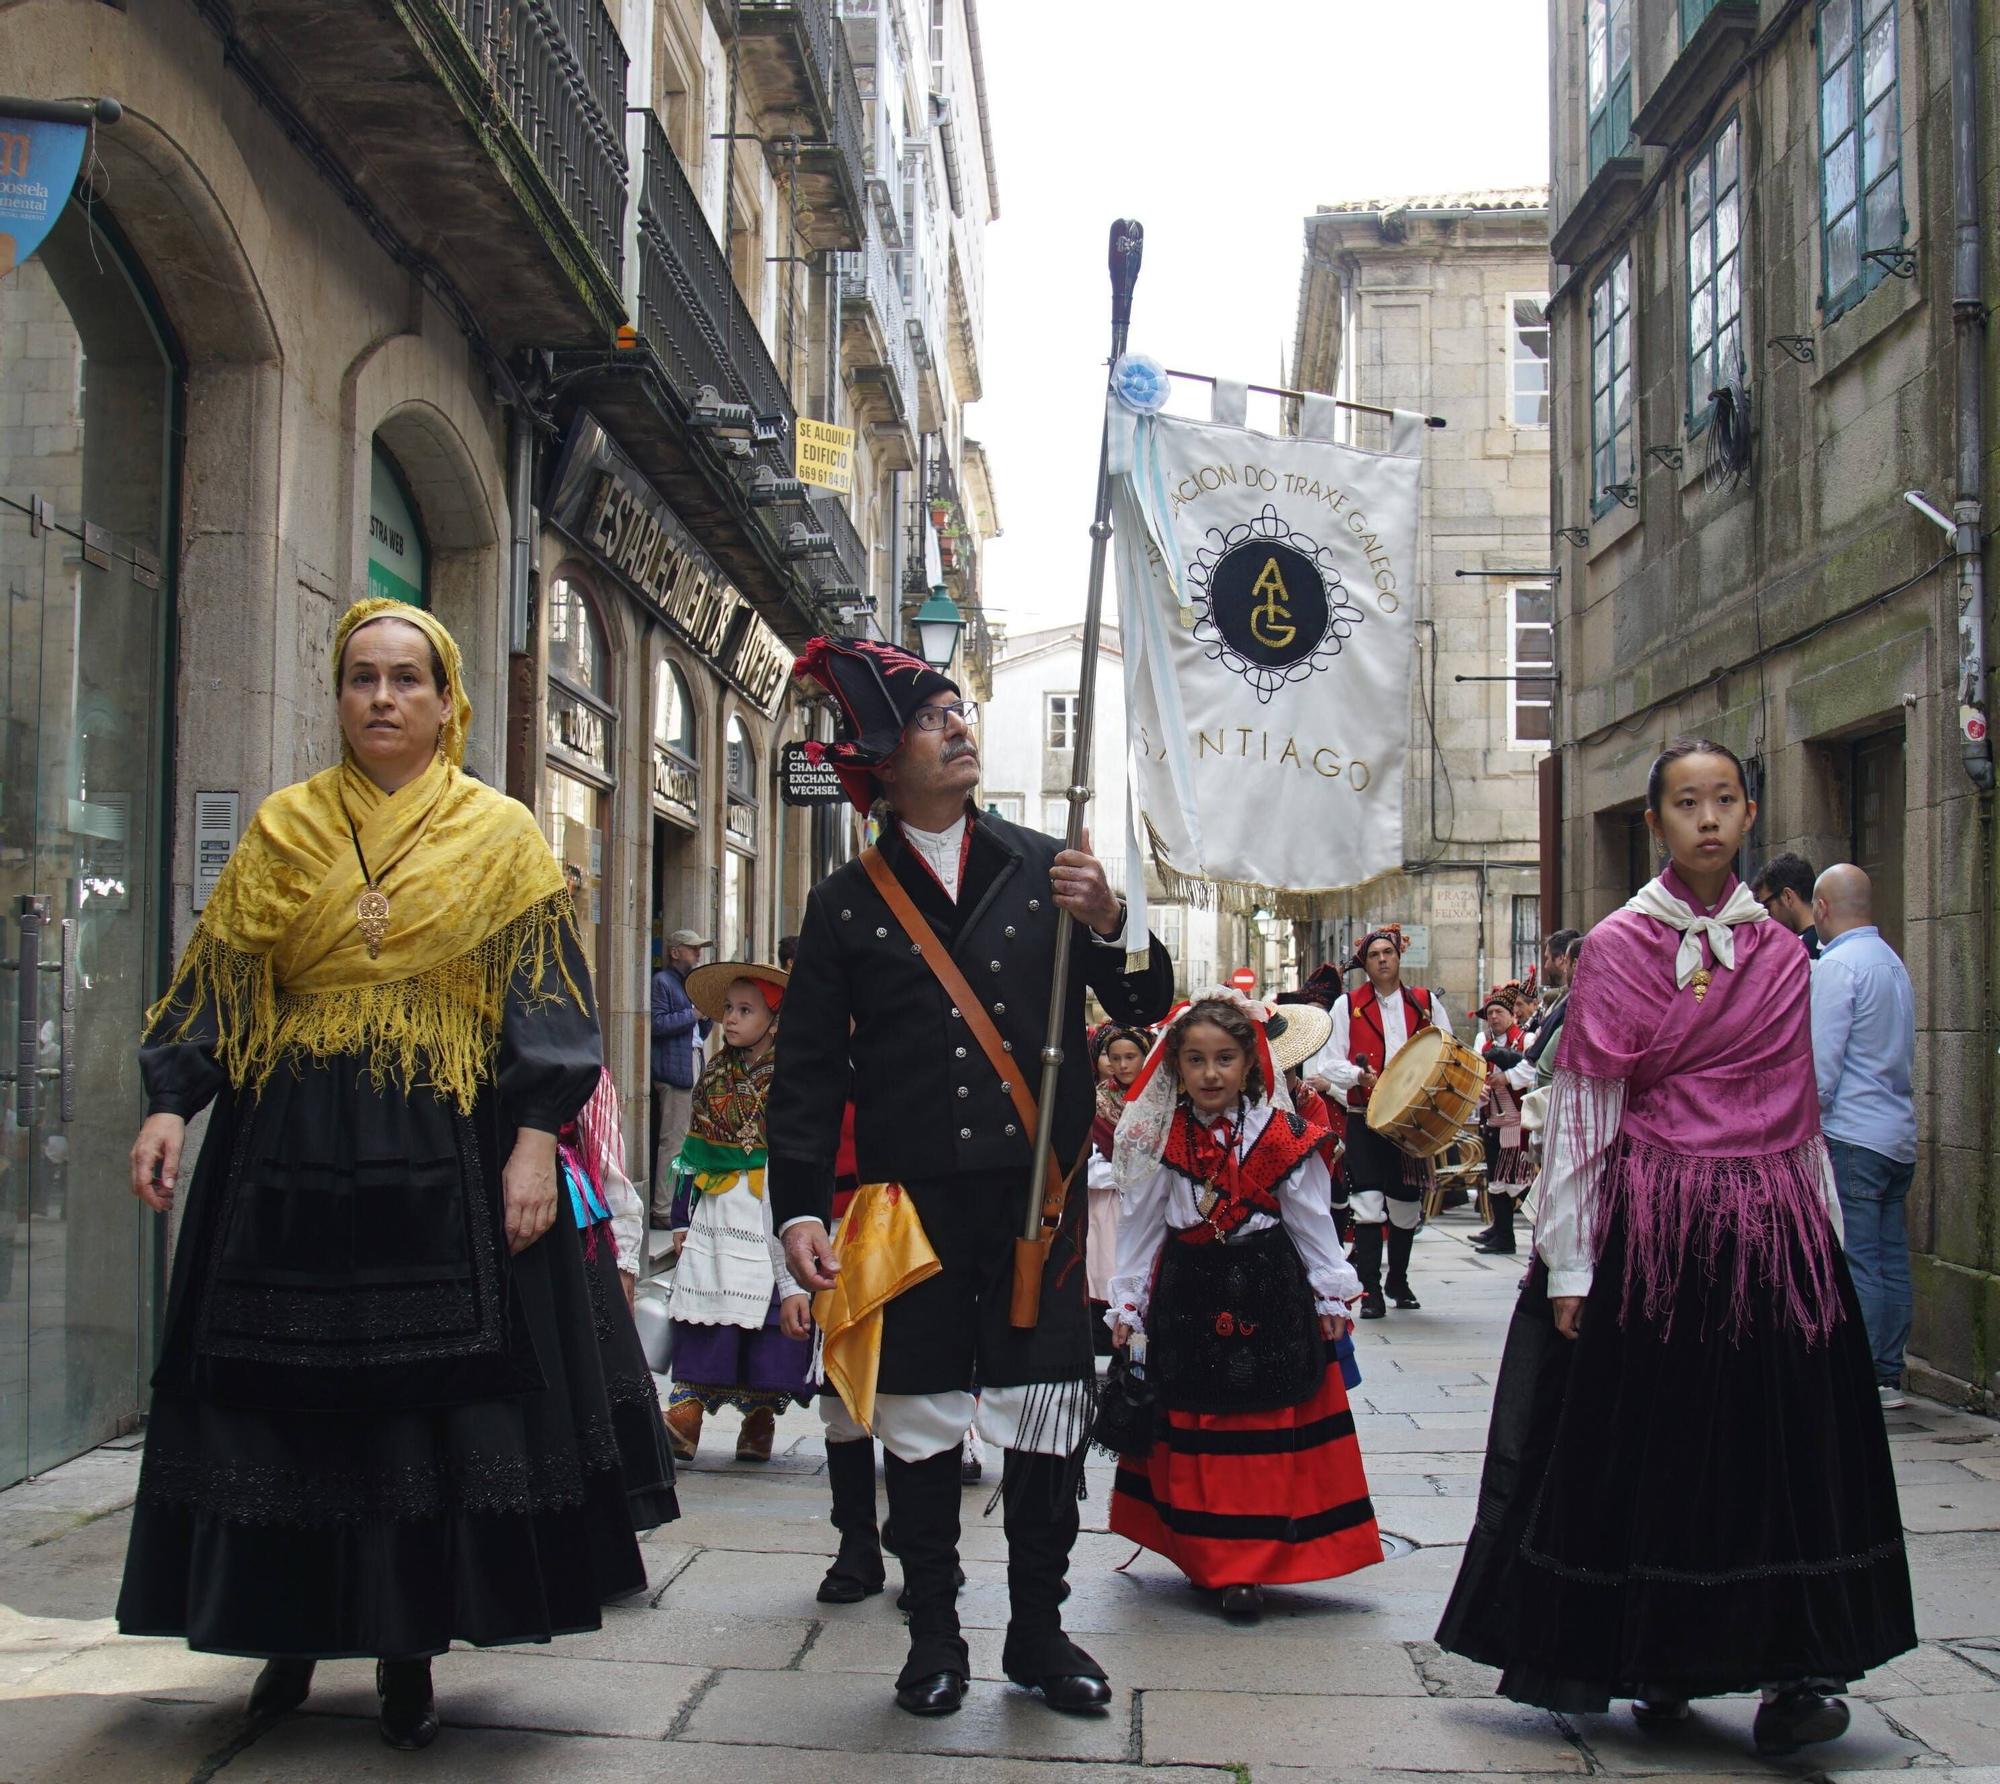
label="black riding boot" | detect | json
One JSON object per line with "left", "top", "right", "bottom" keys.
{"left": 1386, "top": 1222, "right": 1421, "bottom": 1308}
{"left": 817, "top": 1436, "right": 885, "bottom": 1604}
{"left": 1351, "top": 1221, "right": 1386, "bottom": 1317}
{"left": 883, "top": 1445, "right": 969, "bottom": 1713}
{"left": 999, "top": 1447, "right": 1110, "bottom": 1711}
{"left": 1478, "top": 1192, "right": 1517, "bottom": 1253}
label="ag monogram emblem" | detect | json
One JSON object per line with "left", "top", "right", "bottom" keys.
{"left": 1188, "top": 504, "right": 1364, "bottom": 702}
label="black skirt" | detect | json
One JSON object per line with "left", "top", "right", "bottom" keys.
{"left": 575, "top": 1213, "right": 678, "bottom": 1534}
{"left": 117, "top": 1051, "right": 654, "bottom": 1659}
{"left": 1435, "top": 1213, "right": 1916, "bottom": 1708}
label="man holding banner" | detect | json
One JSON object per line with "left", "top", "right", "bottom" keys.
{"left": 768, "top": 635, "right": 1174, "bottom": 1721}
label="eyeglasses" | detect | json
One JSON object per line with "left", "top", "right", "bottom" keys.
{"left": 908, "top": 700, "right": 979, "bottom": 732}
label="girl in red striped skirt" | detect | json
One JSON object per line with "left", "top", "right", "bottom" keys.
{"left": 1105, "top": 993, "right": 1381, "bottom": 1622}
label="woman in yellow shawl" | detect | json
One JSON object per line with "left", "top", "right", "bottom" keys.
{"left": 114, "top": 600, "right": 668, "bottom": 1751}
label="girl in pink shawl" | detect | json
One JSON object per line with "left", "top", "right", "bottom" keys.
{"left": 1436, "top": 740, "right": 1913, "bottom": 1761}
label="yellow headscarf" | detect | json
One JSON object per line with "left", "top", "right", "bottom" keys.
{"left": 146, "top": 599, "right": 586, "bottom": 1112}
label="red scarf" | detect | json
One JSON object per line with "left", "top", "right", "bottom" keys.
{"left": 1163, "top": 1103, "right": 1322, "bottom": 1242}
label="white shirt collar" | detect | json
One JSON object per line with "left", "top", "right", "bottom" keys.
{"left": 901, "top": 813, "right": 967, "bottom": 902}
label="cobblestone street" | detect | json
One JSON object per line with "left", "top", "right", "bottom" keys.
{"left": 2, "top": 1210, "right": 1997, "bottom": 1782}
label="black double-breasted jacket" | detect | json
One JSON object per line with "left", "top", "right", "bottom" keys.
{"left": 766, "top": 808, "right": 1176, "bottom": 1228}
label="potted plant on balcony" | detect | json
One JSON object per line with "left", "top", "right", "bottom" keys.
{"left": 928, "top": 496, "right": 953, "bottom": 534}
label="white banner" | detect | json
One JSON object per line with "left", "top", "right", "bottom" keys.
{"left": 1108, "top": 381, "right": 1424, "bottom": 919}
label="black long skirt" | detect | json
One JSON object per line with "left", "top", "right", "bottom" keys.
{"left": 117, "top": 1056, "right": 653, "bottom": 1659}
{"left": 575, "top": 1212, "right": 678, "bottom": 1535}
{"left": 1435, "top": 1214, "right": 1916, "bottom": 1708}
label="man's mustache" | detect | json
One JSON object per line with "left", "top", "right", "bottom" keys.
{"left": 942, "top": 740, "right": 979, "bottom": 763}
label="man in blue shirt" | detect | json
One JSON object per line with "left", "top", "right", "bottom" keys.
{"left": 650, "top": 927, "right": 710, "bottom": 1228}
{"left": 1809, "top": 865, "right": 1917, "bottom": 1407}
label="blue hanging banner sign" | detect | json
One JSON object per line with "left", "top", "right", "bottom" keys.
{"left": 0, "top": 116, "right": 90, "bottom": 279}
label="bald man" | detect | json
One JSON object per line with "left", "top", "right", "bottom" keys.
{"left": 1810, "top": 865, "right": 1917, "bottom": 1409}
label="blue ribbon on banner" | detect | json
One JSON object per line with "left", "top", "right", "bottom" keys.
{"left": 0, "top": 117, "right": 90, "bottom": 277}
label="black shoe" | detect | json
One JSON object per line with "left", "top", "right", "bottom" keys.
{"left": 1631, "top": 1697, "right": 1690, "bottom": 1727}
{"left": 376, "top": 1658, "right": 439, "bottom": 1751}
{"left": 1472, "top": 1238, "right": 1517, "bottom": 1255}
{"left": 1359, "top": 1290, "right": 1387, "bottom": 1320}
{"left": 1388, "top": 1285, "right": 1422, "bottom": 1310}
{"left": 1027, "top": 1673, "right": 1113, "bottom": 1713}
{"left": 897, "top": 1564, "right": 965, "bottom": 1611}
{"left": 817, "top": 1539, "right": 886, "bottom": 1604}
{"left": 961, "top": 1451, "right": 984, "bottom": 1485}
{"left": 648, "top": 1212, "right": 673, "bottom": 1230}
{"left": 1220, "top": 1584, "right": 1263, "bottom": 1623}
{"left": 248, "top": 1658, "right": 315, "bottom": 1719}
{"left": 1469, "top": 1227, "right": 1495, "bottom": 1246}
{"left": 895, "top": 1670, "right": 966, "bottom": 1716}
{"left": 1753, "top": 1689, "right": 1849, "bottom": 1756}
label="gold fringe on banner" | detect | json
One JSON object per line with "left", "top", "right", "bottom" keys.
{"left": 1142, "top": 817, "right": 1404, "bottom": 921}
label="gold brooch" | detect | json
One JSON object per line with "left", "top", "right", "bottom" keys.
{"left": 356, "top": 888, "right": 391, "bottom": 961}
{"left": 1689, "top": 968, "right": 1713, "bottom": 1003}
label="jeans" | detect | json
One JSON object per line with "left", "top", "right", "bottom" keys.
{"left": 1826, "top": 1138, "right": 1915, "bottom": 1385}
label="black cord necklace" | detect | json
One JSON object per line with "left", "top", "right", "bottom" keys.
{"left": 346, "top": 813, "right": 391, "bottom": 960}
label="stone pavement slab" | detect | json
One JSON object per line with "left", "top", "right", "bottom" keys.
{"left": 1, "top": 1211, "right": 1995, "bottom": 1782}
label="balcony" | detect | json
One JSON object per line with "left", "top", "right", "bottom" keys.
{"left": 574, "top": 114, "right": 859, "bottom": 636}
{"left": 838, "top": 0, "right": 907, "bottom": 237}
{"left": 832, "top": 217, "right": 917, "bottom": 468}
{"left": 220, "top": 0, "right": 629, "bottom": 345}
{"left": 713, "top": 0, "right": 868, "bottom": 249}
{"left": 900, "top": 154, "right": 949, "bottom": 432}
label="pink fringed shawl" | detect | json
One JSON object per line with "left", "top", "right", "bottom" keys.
{"left": 1551, "top": 869, "right": 1842, "bottom": 1342}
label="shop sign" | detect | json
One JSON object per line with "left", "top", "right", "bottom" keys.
{"left": 546, "top": 414, "right": 791, "bottom": 718}
{"left": 725, "top": 795, "right": 758, "bottom": 846}
{"left": 780, "top": 742, "right": 846, "bottom": 807}
{"left": 0, "top": 115, "right": 89, "bottom": 277}
{"left": 653, "top": 746, "right": 698, "bottom": 823}
{"left": 368, "top": 445, "right": 427, "bottom": 606}
{"left": 547, "top": 682, "right": 610, "bottom": 776}
{"left": 794, "top": 417, "right": 855, "bottom": 495}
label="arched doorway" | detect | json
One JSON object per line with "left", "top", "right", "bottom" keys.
{"left": 722, "top": 715, "right": 759, "bottom": 961}
{"left": 0, "top": 200, "right": 179, "bottom": 1484}
{"left": 540, "top": 575, "right": 617, "bottom": 987}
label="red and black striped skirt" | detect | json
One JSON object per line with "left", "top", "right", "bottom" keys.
{"left": 1109, "top": 1362, "right": 1382, "bottom": 1589}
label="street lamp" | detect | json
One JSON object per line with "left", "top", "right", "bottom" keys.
{"left": 913, "top": 585, "right": 966, "bottom": 672}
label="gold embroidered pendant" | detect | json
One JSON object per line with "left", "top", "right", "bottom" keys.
{"left": 1689, "top": 967, "right": 1713, "bottom": 1003}
{"left": 356, "top": 887, "right": 391, "bottom": 960}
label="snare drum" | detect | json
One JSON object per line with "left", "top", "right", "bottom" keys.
{"left": 1366, "top": 1027, "right": 1488, "bottom": 1159}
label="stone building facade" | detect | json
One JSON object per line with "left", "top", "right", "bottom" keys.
{"left": 0, "top": 0, "right": 997, "bottom": 1482}
{"left": 1543, "top": 0, "right": 1996, "bottom": 1403}
{"left": 1290, "top": 192, "right": 1554, "bottom": 1018}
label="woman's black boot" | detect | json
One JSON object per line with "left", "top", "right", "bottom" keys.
{"left": 376, "top": 1657, "right": 439, "bottom": 1750}
{"left": 247, "top": 1658, "right": 315, "bottom": 1718}
{"left": 817, "top": 1436, "right": 886, "bottom": 1604}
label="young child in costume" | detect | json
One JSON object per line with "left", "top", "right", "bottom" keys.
{"left": 1436, "top": 739, "right": 1914, "bottom": 1758}
{"left": 1104, "top": 992, "right": 1380, "bottom": 1624}
{"left": 665, "top": 964, "right": 813, "bottom": 1463}
{"left": 1085, "top": 1025, "right": 1150, "bottom": 1353}
{"left": 560, "top": 1072, "right": 679, "bottom": 1530}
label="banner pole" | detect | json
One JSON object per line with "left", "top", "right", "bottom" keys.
{"left": 1011, "top": 218, "right": 1145, "bottom": 1329}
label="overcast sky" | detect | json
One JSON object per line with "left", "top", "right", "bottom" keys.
{"left": 971, "top": 1, "right": 1550, "bottom": 632}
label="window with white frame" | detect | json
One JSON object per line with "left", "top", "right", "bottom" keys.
{"left": 986, "top": 793, "right": 1024, "bottom": 825}
{"left": 1045, "top": 691, "right": 1078, "bottom": 750}
{"left": 1511, "top": 895, "right": 1541, "bottom": 981}
{"left": 1510, "top": 295, "right": 1551, "bottom": 427}
{"left": 1510, "top": 584, "right": 1555, "bottom": 746}
{"left": 1688, "top": 114, "right": 1743, "bottom": 429}
{"left": 1589, "top": 253, "right": 1634, "bottom": 513}
{"left": 1039, "top": 796, "right": 1069, "bottom": 838}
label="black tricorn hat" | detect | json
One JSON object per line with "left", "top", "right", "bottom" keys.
{"left": 793, "top": 636, "right": 959, "bottom": 812}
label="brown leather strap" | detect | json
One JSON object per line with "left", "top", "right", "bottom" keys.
{"left": 861, "top": 846, "right": 1041, "bottom": 1142}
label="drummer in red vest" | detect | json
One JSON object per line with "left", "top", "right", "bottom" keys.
{"left": 1302, "top": 925, "right": 1455, "bottom": 1319}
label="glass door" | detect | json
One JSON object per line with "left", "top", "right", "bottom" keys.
{"left": 0, "top": 199, "right": 175, "bottom": 1486}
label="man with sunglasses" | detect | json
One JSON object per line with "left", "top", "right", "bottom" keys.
{"left": 769, "top": 637, "right": 1174, "bottom": 1723}
{"left": 1752, "top": 852, "right": 1821, "bottom": 959}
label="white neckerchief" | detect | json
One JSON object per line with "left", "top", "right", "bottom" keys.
{"left": 902, "top": 814, "right": 967, "bottom": 902}
{"left": 1624, "top": 875, "right": 1767, "bottom": 987}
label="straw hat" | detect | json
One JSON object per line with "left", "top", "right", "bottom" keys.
{"left": 684, "top": 960, "right": 790, "bottom": 1021}
{"left": 1266, "top": 1002, "right": 1333, "bottom": 1073}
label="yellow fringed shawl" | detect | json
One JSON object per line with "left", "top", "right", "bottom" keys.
{"left": 145, "top": 600, "right": 584, "bottom": 1113}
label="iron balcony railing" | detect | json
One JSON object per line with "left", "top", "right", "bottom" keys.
{"left": 635, "top": 113, "right": 865, "bottom": 599}
{"left": 448, "top": 0, "right": 631, "bottom": 284}
{"left": 826, "top": 37, "right": 869, "bottom": 224}
{"left": 740, "top": 0, "right": 836, "bottom": 91}
{"left": 832, "top": 212, "right": 916, "bottom": 424}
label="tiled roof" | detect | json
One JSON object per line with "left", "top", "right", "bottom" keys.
{"left": 1312, "top": 187, "right": 1550, "bottom": 217}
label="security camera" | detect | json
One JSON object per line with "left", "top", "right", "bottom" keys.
{"left": 1904, "top": 490, "right": 1958, "bottom": 537}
